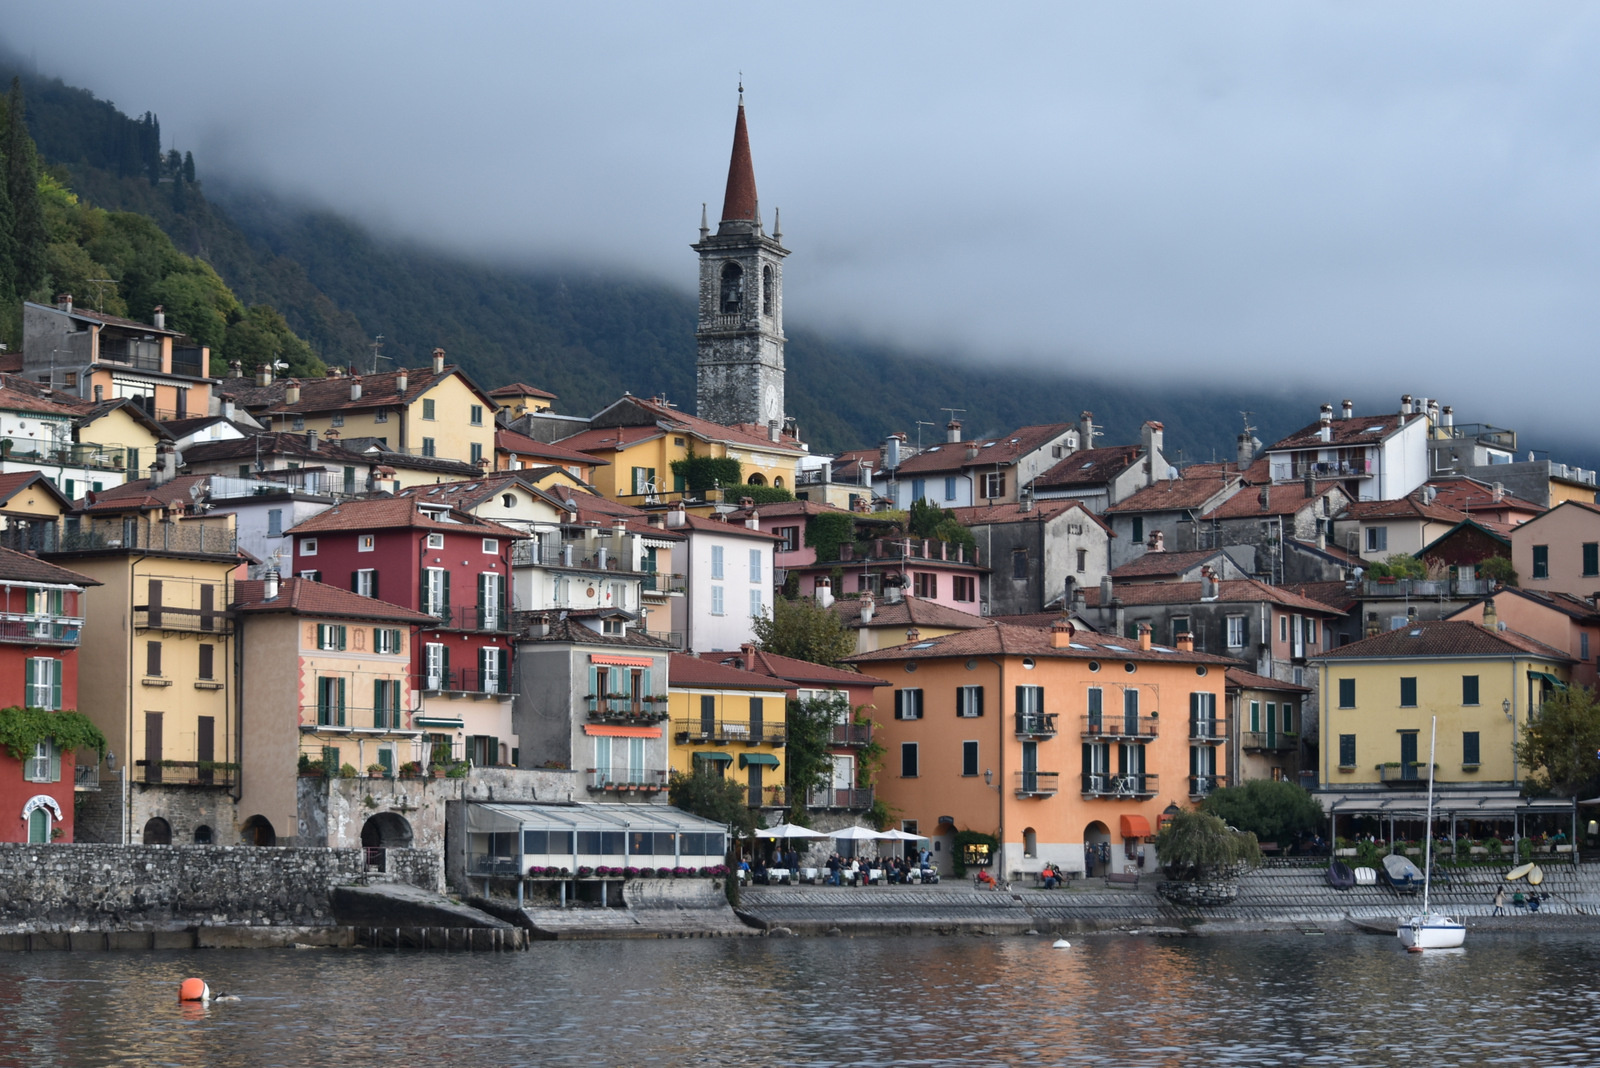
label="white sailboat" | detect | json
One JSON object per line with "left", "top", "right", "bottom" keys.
{"left": 1397, "top": 716, "right": 1466, "bottom": 950}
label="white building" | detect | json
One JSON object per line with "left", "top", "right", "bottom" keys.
{"left": 666, "top": 506, "right": 778, "bottom": 654}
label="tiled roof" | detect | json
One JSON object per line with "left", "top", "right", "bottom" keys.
{"left": 726, "top": 648, "right": 889, "bottom": 688}
{"left": 284, "top": 496, "right": 522, "bottom": 538}
{"left": 893, "top": 424, "right": 1075, "bottom": 476}
{"left": 1203, "top": 481, "right": 1345, "bottom": 520}
{"left": 1424, "top": 477, "right": 1544, "bottom": 516}
{"left": 827, "top": 596, "right": 992, "bottom": 631}
{"left": 577, "top": 396, "right": 805, "bottom": 455}
{"left": 669, "top": 652, "right": 790, "bottom": 691}
{"left": 949, "top": 499, "right": 1112, "bottom": 533}
{"left": 396, "top": 472, "right": 555, "bottom": 512}
{"left": 0, "top": 386, "right": 81, "bottom": 418}
{"left": 1181, "top": 458, "right": 1272, "bottom": 485}
{"left": 220, "top": 364, "right": 494, "bottom": 417}
{"left": 1224, "top": 667, "right": 1310, "bottom": 694}
{"left": 495, "top": 429, "right": 608, "bottom": 466}
{"left": 1418, "top": 518, "right": 1512, "bottom": 556}
{"left": 1451, "top": 588, "right": 1600, "bottom": 624}
{"left": 1087, "top": 577, "right": 1345, "bottom": 615}
{"left": 1314, "top": 619, "right": 1570, "bottom": 662}
{"left": 0, "top": 470, "right": 71, "bottom": 510}
{"left": 1268, "top": 412, "right": 1406, "bottom": 451}
{"left": 489, "top": 382, "right": 557, "bottom": 400}
{"left": 232, "top": 577, "right": 436, "bottom": 623}
{"left": 674, "top": 514, "right": 781, "bottom": 540}
{"left": 181, "top": 432, "right": 374, "bottom": 467}
{"left": 27, "top": 301, "right": 182, "bottom": 336}
{"left": 1105, "top": 475, "right": 1238, "bottom": 515}
{"left": 75, "top": 474, "right": 213, "bottom": 513}
{"left": 1285, "top": 581, "right": 1358, "bottom": 613}
{"left": 845, "top": 622, "right": 1239, "bottom": 666}
{"left": 1111, "top": 549, "right": 1229, "bottom": 579}
{"left": 720, "top": 101, "right": 758, "bottom": 222}
{"left": 554, "top": 424, "right": 667, "bottom": 453}
{"left": 1035, "top": 444, "right": 1143, "bottom": 489}
{"left": 0, "top": 544, "right": 100, "bottom": 586}
{"left": 1340, "top": 495, "right": 1466, "bottom": 525}
{"left": 729, "top": 499, "right": 851, "bottom": 520}
{"left": 515, "top": 614, "right": 676, "bottom": 648}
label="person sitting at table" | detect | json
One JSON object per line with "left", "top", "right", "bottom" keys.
{"left": 845, "top": 857, "right": 860, "bottom": 886}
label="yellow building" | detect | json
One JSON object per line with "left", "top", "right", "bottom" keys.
{"left": 0, "top": 471, "right": 72, "bottom": 551}
{"left": 1313, "top": 617, "right": 1570, "bottom": 792}
{"left": 667, "top": 651, "right": 790, "bottom": 812}
{"left": 488, "top": 382, "right": 558, "bottom": 415}
{"left": 557, "top": 395, "right": 805, "bottom": 507}
{"left": 46, "top": 481, "right": 242, "bottom": 846}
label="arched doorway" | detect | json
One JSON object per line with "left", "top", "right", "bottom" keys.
{"left": 142, "top": 817, "right": 172, "bottom": 845}
{"left": 1083, "top": 820, "right": 1111, "bottom": 878}
{"left": 24, "top": 796, "right": 63, "bottom": 844}
{"left": 240, "top": 815, "right": 276, "bottom": 847}
{"left": 360, "top": 813, "right": 413, "bottom": 872}
{"left": 193, "top": 825, "right": 213, "bottom": 845}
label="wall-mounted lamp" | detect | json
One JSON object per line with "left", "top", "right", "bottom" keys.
{"left": 1503, "top": 698, "right": 1513, "bottom": 719}
{"left": 106, "top": 751, "right": 116, "bottom": 770}
{"left": 983, "top": 769, "right": 993, "bottom": 786}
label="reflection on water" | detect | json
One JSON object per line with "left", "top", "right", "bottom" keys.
{"left": 4, "top": 933, "right": 1600, "bottom": 1066}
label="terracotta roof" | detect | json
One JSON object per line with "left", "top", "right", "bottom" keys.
{"left": 1224, "top": 667, "right": 1310, "bottom": 694}
{"left": 845, "top": 622, "right": 1239, "bottom": 666}
{"left": 893, "top": 424, "right": 1075, "bottom": 477}
{"left": 0, "top": 544, "right": 100, "bottom": 586}
{"left": 1285, "top": 581, "right": 1358, "bottom": 613}
{"left": 1111, "top": 549, "right": 1230, "bottom": 580}
{"left": 729, "top": 499, "right": 850, "bottom": 520}
{"left": 1340, "top": 495, "right": 1466, "bottom": 525}
{"left": 489, "top": 382, "right": 557, "bottom": 400}
{"left": 1424, "top": 477, "right": 1544, "bottom": 517}
{"left": 1450, "top": 588, "right": 1600, "bottom": 625}
{"left": 949, "top": 499, "right": 1112, "bottom": 533}
{"left": 1035, "top": 444, "right": 1143, "bottom": 489}
{"left": 232, "top": 577, "right": 436, "bottom": 623}
{"left": 0, "top": 471, "right": 72, "bottom": 511}
{"left": 516, "top": 614, "right": 675, "bottom": 648}
{"left": 670, "top": 652, "right": 789, "bottom": 690}
{"left": 75, "top": 474, "right": 213, "bottom": 513}
{"left": 1105, "top": 476, "right": 1239, "bottom": 515}
{"left": 396, "top": 472, "right": 556, "bottom": 512}
{"left": 1181, "top": 458, "right": 1271, "bottom": 485}
{"left": 495, "top": 429, "right": 607, "bottom": 466}
{"left": 221, "top": 363, "right": 494, "bottom": 417}
{"left": 725, "top": 648, "right": 888, "bottom": 688}
{"left": 1314, "top": 619, "right": 1571, "bottom": 662}
{"left": 27, "top": 301, "right": 182, "bottom": 336}
{"left": 1418, "top": 518, "right": 1512, "bottom": 556}
{"left": 827, "top": 596, "right": 993, "bottom": 631}
{"left": 1088, "top": 577, "right": 1345, "bottom": 615}
{"left": 674, "top": 514, "right": 781, "bottom": 540}
{"left": 0, "top": 386, "right": 82, "bottom": 418}
{"left": 1202, "top": 481, "right": 1345, "bottom": 520}
{"left": 554, "top": 424, "right": 667, "bottom": 453}
{"left": 720, "top": 101, "right": 758, "bottom": 222}
{"left": 987, "top": 611, "right": 1083, "bottom": 628}
{"left": 1268, "top": 412, "right": 1406, "bottom": 451}
{"left": 284, "top": 496, "right": 521, "bottom": 538}
{"left": 181, "top": 432, "right": 374, "bottom": 467}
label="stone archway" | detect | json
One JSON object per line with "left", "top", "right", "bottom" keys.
{"left": 142, "top": 817, "right": 172, "bottom": 845}
{"left": 360, "top": 812, "right": 413, "bottom": 872}
{"left": 240, "top": 815, "right": 276, "bottom": 847}
{"left": 1083, "top": 819, "right": 1111, "bottom": 877}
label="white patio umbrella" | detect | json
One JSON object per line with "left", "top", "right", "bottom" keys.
{"left": 877, "top": 829, "right": 928, "bottom": 841}
{"left": 830, "top": 826, "right": 887, "bottom": 840}
{"left": 755, "top": 823, "right": 828, "bottom": 839}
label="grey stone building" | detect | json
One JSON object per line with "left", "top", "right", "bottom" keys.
{"left": 1101, "top": 471, "right": 1242, "bottom": 569}
{"left": 951, "top": 498, "right": 1111, "bottom": 616}
{"left": 694, "top": 92, "right": 789, "bottom": 430}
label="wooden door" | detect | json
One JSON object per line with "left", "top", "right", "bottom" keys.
{"left": 145, "top": 712, "right": 163, "bottom": 783}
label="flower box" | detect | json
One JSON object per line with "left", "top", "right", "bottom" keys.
{"left": 1334, "top": 848, "right": 1357, "bottom": 857}
{"left": 1470, "top": 846, "right": 1488, "bottom": 855}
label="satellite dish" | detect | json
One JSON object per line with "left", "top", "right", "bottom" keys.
{"left": 565, "top": 498, "right": 578, "bottom": 511}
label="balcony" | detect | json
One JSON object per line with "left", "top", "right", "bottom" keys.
{"left": 829, "top": 722, "right": 873, "bottom": 748}
{"left": 1189, "top": 774, "right": 1229, "bottom": 799}
{"left": 1081, "top": 715, "right": 1159, "bottom": 741}
{"left": 421, "top": 668, "right": 516, "bottom": 698}
{"left": 673, "top": 718, "right": 787, "bottom": 746}
{"left": 1081, "top": 772, "right": 1159, "bottom": 800}
{"left": 1014, "top": 771, "right": 1060, "bottom": 798}
{"left": 57, "top": 517, "right": 236, "bottom": 556}
{"left": 587, "top": 695, "right": 670, "bottom": 725}
{"left": 1270, "top": 457, "right": 1374, "bottom": 481}
{"left": 586, "top": 768, "right": 668, "bottom": 793}
{"left": 1188, "top": 717, "right": 1230, "bottom": 744}
{"left": 1378, "top": 763, "right": 1429, "bottom": 788}
{"left": 1359, "top": 576, "right": 1491, "bottom": 599}
{"left": 298, "top": 707, "right": 420, "bottom": 733}
{"left": 1241, "top": 730, "right": 1297, "bottom": 752}
{"left": 95, "top": 338, "right": 163, "bottom": 371}
{"left": 136, "top": 760, "right": 237, "bottom": 787}
{"left": 641, "top": 571, "right": 687, "bottom": 594}
{"left": 171, "top": 347, "right": 207, "bottom": 379}
{"left": 428, "top": 604, "right": 513, "bottom": 634}
{"left": 134, "top": 605, "right": 233, "bottom": 635}
{"left": 2, "top": 440, "right": 134, "bottom": 472}
{"left": 806, "top": 786, "right": 874, "bottom": 811}
{"left": 1014, "top": 712, "right": 1058, "bottom": 739}
{"left": 0, "top": 614, "right": 84, "bottom": 647}
{"left": 643, "top": 629, "right": 685, "bottom": 650}
{"left": 74, "top": 764, "right": 100, "bottom": 791}
{"left": 758, "top": 785, "right": 788, "bottom": 808}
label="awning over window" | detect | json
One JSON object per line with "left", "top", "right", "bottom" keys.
{"left": 413, "top": 716, "right": 465, "bottom": 729}
{"left": 693, "top": 751, "right": 733, "bottom": 763}
{"left": 1529, "top": 671, "right": 1567, "bottom": 689}
{"left": 739, "top": 753, "right": 780, "bottom": 768}
{"left": 582, "top": 725, "right": 662, "bottom": 738}
{"left": 1121, "top": 814, "right": 1152, "bottom": 838}
{"left": 590, "top": 654, "right": 655, "bottom": 668}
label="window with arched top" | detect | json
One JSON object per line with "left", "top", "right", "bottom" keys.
{"left": 773, "top": 476, "right": 785, "bottom": 489}
{"left": 720, "top": 262, "right": 744, "bottom": 313}
{"left": 762, "top": 265, "right": 774, "bottom": 317}
{"left": 747, "top": 473, "right": 767, "bottom": 486}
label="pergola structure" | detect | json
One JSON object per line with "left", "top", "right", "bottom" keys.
{"left": 1321, "top": 788, "right": 1579, "bottom": 862}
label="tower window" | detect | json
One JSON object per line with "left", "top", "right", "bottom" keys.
{"left": 762, "top": 265, "right": 774, "bottom": 317}
{"left": 720, "top": 262, "right": 744, "bottom": 313}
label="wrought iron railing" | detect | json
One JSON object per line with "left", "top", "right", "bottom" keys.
{"left": 134, "top": 606, "right": 233, "bottom": 634}
{"left": 1080, "top": 715, "right": 1159, "bottom": 740}
{"left": 0, "top": 614, "right": 84, "bottom": 646}
{"left": 586, "top": 768, "right": 669, "bottom": 792}
{"left": 1014, "top": 771, "right": 1060, "bottom": 797}
{"left": 428, "top": 604, "right": 513, "bottom": 633}
{"left": 806, "top": 786, "right": 874, "bottom": 811}
{"left": 1189, "top": 774, "right": 1228, "bottom": 798}
{"left": 420, "top": 668, "right": 516, "bottom": 696}
{"left": 1081, "top": 772, "right": 1158, "bottom": 799}
{"left": 1240, "top": 730, "right": 1296, "bottom": 751}
{"left": 587, "top": 696, "right": 670, "bottom": 724}
{"left": 1014, "top": 712, "right": 1057, "bottom": 738}
{"left": 1188, "top": 717, "right": 1229, "bottom": 743}
{"left": 74, "top": 764, "right": 100, "bottom": 791}
{"left": 673, "top": 719, "right": 786, "bottom": 745}
{"left": 829, "top": 722, "right": 873, "bottom": 747}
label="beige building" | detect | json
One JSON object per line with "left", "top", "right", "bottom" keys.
{"left": 1510, "top": 500, "right": 1600, "bottom": 599}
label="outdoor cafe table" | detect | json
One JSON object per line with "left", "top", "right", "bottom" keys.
{"left": 767, "top": 868, "right": 791, "bottom": 885}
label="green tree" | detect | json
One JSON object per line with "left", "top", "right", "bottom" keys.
{"left": 725, "top": 483, "right": 794, "bottom": 505}
{"left": 908, "top": 498, "right": 977, "bottom": 557}
{"left": 4, "top": 78, "right": 48, "bottom": 297}
{"left": 1478, "top": 556, "right": 1517, "bottom": 587}
{"left": 752, "top": 596, "right": 857, "bottom": 667}
{"left": 804, "top": 511, "right": 856, "bottom": 564}
{"left": 222, "top": 304, "right": 324, "bottom": 379}
{"left": 783, "top": 694, "right": 851, "bottom": 821}
{"left": 1515, "top": 685, "right": 1600, "bottom": 798}
{"left": 1368, "top": 553, "right": 1426, "bottom": 580}
{"left": 1155, "top": 809, "right": 1261, "bottom": 882}
{"left": 667, "top": 768, "right": 758, "bottom": 839}
{"left": 1200, "top": 779, "right": 1324, "bottom": 843}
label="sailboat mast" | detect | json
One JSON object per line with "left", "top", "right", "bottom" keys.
{"left": 1422, "top": 715, "right": 1437, "bottom": 916}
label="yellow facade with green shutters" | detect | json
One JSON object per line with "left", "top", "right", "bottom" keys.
{"left": 667, "top": 680, "right": 789, "bottom": 809}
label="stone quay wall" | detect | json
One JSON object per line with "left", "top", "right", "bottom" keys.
{"left": 0, "top": 843, "right": 440, "bottom": 933}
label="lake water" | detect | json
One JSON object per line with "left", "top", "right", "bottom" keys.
{"left": 5, "top": 932, "right": 1600, "bottom": 1067}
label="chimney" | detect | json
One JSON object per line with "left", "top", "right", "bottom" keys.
{"left": 1141, "top": 421, "right": 1167, "bottom": 479}
{"left": 1427, "top": 399, "right": 1439, "bottom": 424}
{"left": 324, "top": 429, "right": 340, "bottom": 445}
{"left": 946, "top": 420, "right": 962, "bottom": 444}
{"left": 223, "top": 398, "right": 236, "bottom": 421}
{"left": 1137, "top": 622, "right": 1152, "bottom": 652}
{"left": 1176, "top": 632, "right": 1194, "bottom": 653}
{"left": 284, "top": 379, "right": 301, "bottom": 405}
{"left": 745, "top": 510, "right": 760, "bottom": 530}
{"left": 860, "top": 592, "right": 875, "bottom": 624}
{"left": 432, "top": 348, "right": 446, "bottom": 374}
{"left": 1100, "top": 574, "right": 1114, "bottom": 605}
{"left": 306, "top": 430, "right": 318, "bottom": 452}
{"left": 740, "top": 642, "right": 758, "bottom": 672}
{"left": 768, "top": 419, "right": 781, "bottom": 443}
{"left": 1442, "top": 405, "right": 1454, "bottom": 429}
{"left": 350, "top": 375, "right": 362, "bottom": 402}
{"left": 328, "top": 366, "right": 344, "bottom": 379}
{"left": 1319, "top": 403, "right": 1333, "bottom": 426}
{"left": 1401, "top": 394, "right": 1414, "bottom": 415}
{"left": 1080, "top": 411, "right": 1096, "bottom": 450}
{"left": 263, "top": 569, "right": 280, "bottom": 601}
{"left": 1148, "top": 530, "right": 1165, "bottom": 552}
{"left": 397, "top": 370, "right": 409, "bottom": 394}
{"left": 1341, "top": 399, "right": 1353, "bottom": 421}
{"left": 151, "top": 442, "right": 178, "bottom": 488}
{"left": 93, "top": 385, "right": 104, "bottom": 402}
{"left": 1050, "top": 618, "right": 1074, "bottom": 649}
{"left": 815, "top": 576, "right": 834, "bottom": 609}
{"left": 152, "top": 305, "right": 165, "bottom": 331}
{"left": 666, "top": 502, "right": 687, "bottom": 528}
{"left": 56, "top": 293, "right": 74, "bottom": 314}
{"left": 1020, "top": 487, "right": 1035, "bottom": 513}
{"left": 535, "top": 613, "right": 551, "bottom": 638}
{"left": 905, "top": 627, "right": 921, "bottom": 644}
{"left": 1304, "top": 472, "right": 1315, "bottom": 499}
{"left": 1492, "top": 482, "right": 1504, "bottom": 502}
{"left": 229, "top": 359, "right": 243, "bottom": 379}
{"left": 884, "top": 434, "right": 901, "bottom": 471}
{"left": 256, "top": 364, "right": 273, "bottom": 387}
{"left": 1236, "top": 432, "right": 1260, "bottom": 468}
{"left": 1481, "top": 597, "right": 1498, "bottom": 630}
{"left": 965, "top": 442, "right": 979, "bottom": 461}
{"left": 1200, "top": 565, "right": 1219, "bottom": 601}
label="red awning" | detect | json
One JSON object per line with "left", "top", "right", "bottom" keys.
{"left": 582, "top": 725, "right": 662, "bottom": 739}
{"left": 1120, "top": 814, "right": 1152, "bottom": 838}
{"left": 589, "top": 654, "right": 655, "bottom": 668}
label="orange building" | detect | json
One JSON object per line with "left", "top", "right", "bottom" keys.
{"left": 846, "top": 620, "right": 1235, "bottom": 881}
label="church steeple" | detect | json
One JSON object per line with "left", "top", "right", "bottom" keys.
{"left": 693, "top": 89, "right": 789, "bottom": 430}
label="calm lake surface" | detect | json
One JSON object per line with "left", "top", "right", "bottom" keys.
{"left": 4, "top": 932, "right": 1600, "bottom": 1067}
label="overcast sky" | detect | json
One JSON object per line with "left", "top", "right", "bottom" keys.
{"left": 9, "top": 3, "right": 1600, "bottom": 432}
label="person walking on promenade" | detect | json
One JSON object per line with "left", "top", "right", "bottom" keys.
{"left": 1493, "top": 886, "right": 1506, "bottom": 916}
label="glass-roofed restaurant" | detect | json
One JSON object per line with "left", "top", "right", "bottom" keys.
{"left": 458, "top": 802, "right": 729, "bottom": 904}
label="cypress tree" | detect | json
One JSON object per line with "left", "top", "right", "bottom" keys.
{"left": 182, "top": 151, "right": 195, "bottom": 183}
{"left": 4, "top": 79, "right": 47, "bottom": 296}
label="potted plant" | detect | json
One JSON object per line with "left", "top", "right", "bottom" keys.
{"left": 339, "top": 763, "right": 359, "bottom": 779}
{"left": 367, "top": 763, "right": 386, "bottom": 779}
{"left": 446, "top": 761, "right": 469, "bottom": 779}
{"left": 399, "top": 761, "right": 420, "bottom": 778}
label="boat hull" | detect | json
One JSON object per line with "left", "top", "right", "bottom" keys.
{"left": 1398, "top": 913, "right": 1466, "bottom": 950}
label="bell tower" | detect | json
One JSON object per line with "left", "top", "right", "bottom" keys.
{"left": 694, "top": 89, "right": 789, "bottom": 429}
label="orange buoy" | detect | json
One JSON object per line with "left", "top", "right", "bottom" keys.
{"left": 179, "top": 978, "right": 210, "bottom": 1002}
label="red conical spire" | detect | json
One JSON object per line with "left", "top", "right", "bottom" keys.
{"left": 720, "top": 91, "right": 759, "bottom": 224}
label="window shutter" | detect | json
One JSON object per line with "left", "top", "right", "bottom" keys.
{"left": 50, "top": 659, "right": 62, "bottom": 711}
{"left": 1189, "top": 692, "right": 1199, "bottom": 736}
{"left": 317, "top": 678, "right": 329, "bottom": 723}
{"left": 338, "top": 625, "right": 348, "bottom": 651}
{"left": 641, "top": 667, "right": 652, "bottom": 695}
{"left": 337, "top": 677, "right": 347, "bottom": 726}
{"left": 498, "top": 649, "right": 510, "bottom": 689}
{"left": 352, "top": 571, "right": 360, "bottom": 593}
{"left": 374, "top": 679, "right": 385, "bottom": 728}
{"left": 49, "top": 742, "right": 61, "bottom": 783}
{"left": 1082, "top": 743, "right": 1093, "bottom": 775}
{"left": 478, "top": 572, "right": 487, "bottom": 623}
{"left": 24, "top": 659, "right": 35, "bottom": 706}
{"left": 489, "top": 736, "right": 499, "bottom": 766}
{"left": 442, "top": 645, "right": 451, "bottom": 687}
{"left": 1189, "top": 744, "right": 1198, "bottom": 778}
{"left": 317, "top": 624, "right": 327, "bottom": 648}
{"left": 371, "top": 571, "right": 379, "bottom": 600}
{"left": 442, "top": 570, "right": 451, "bottom": 618}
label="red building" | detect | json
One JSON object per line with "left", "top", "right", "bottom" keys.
{"left": 0, "top": 545, "right": 100, "bottom": 842}
{"left": 287, "top": 497, "right": 523, "bottom": 767}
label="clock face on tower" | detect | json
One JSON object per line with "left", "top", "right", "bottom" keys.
{"left": 763, "top": 382, "right": 780, "bottom": 423}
